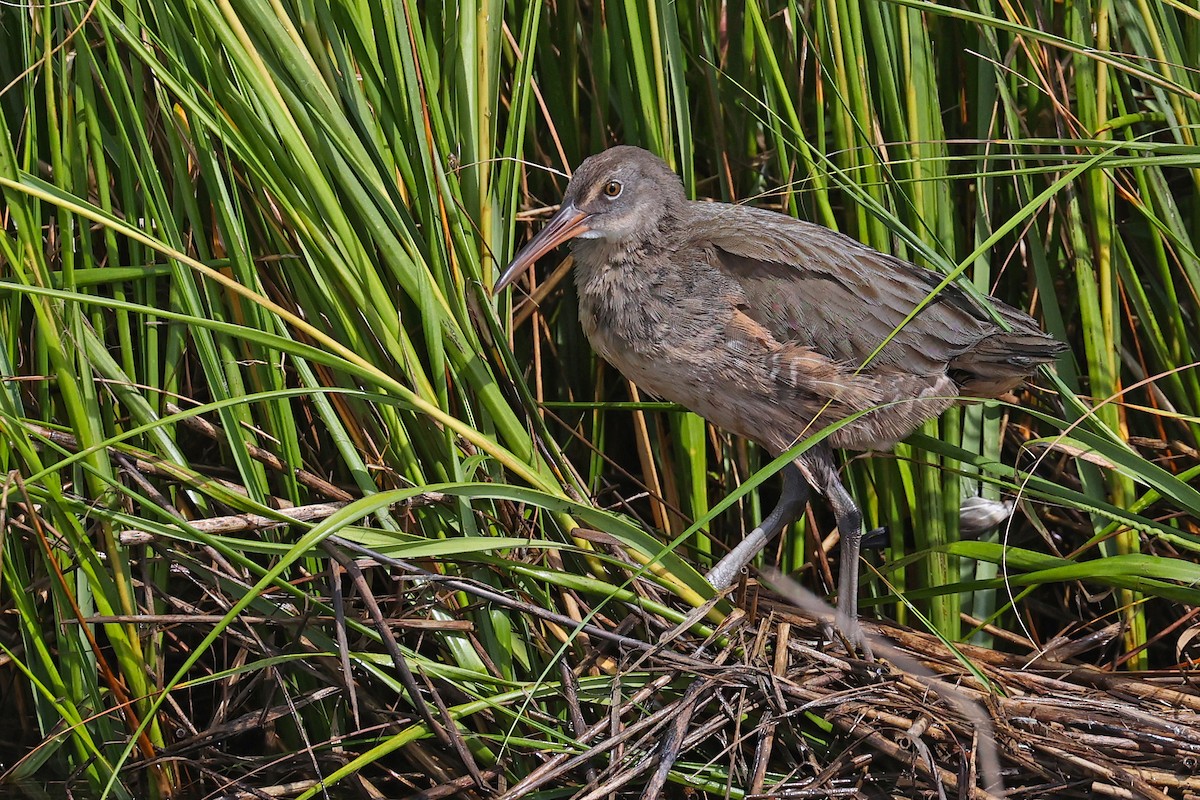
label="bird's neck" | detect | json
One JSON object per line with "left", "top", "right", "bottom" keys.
{"left": 569, "top": 210, "right": 682, "bottom": 282}
{"left": 570, "top": 213, "right": 688, "bottom": 354}
{"left": 571, "top": 240, "right": 656, "bottom": 313}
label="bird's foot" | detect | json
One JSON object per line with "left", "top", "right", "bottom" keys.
{"left": 820, "top": 613, "right": 875, "bottom": 662}
{"left": 860, "top": 526, "right": 888, "bottom": 550}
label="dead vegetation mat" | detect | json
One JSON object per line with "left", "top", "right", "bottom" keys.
{"left": 129, "top": 526, "right": 1200, "bottom": 800}
{"left": 471, "top": 587, "right": 1200, "bottom": 800}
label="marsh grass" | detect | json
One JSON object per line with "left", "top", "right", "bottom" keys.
{"left": 0, "top": 0, "right": 1198, "bottom": 796}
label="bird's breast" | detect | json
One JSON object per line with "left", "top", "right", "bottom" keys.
{"left": 575, "top": 261, "right": 720, "bottom": 395}
{"left": 573, "top": 262, "right": 789, "bottom": 445}
{"left": 577, "top": 279, "right": 676, "bottom": 388}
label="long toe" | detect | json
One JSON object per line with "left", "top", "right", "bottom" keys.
{"left": 860, "top": 526, "right": 889, "bottom": 550}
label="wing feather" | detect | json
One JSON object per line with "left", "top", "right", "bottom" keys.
{"left": 687, "top": 205, "right": 1063, "bottom": 391}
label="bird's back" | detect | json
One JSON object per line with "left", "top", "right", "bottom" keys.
{"left": 683, "top": 204, "right": 1063, "bottom": 388}
{"left": 670, "top": 202, "right": 1065, "bottom": 451}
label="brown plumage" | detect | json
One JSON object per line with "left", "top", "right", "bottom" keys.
{"left": 497, "top": 145, "right": 1065, "bottom": 626}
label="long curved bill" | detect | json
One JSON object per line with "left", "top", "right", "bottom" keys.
{"left": 494, "top": 202, "right": 590, "bottom": 293}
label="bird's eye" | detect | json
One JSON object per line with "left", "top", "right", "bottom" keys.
{"left": 602, "top": 180, "right": 622, "bottom": 198}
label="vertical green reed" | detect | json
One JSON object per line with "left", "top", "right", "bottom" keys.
{"left": 1, "top": 0, "right": 1197, "bottom": 793}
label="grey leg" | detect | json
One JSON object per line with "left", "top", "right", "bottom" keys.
{"left": 822, "top": 471, "right": 864, "bottom": 630}
{"left": 706, "top": 463, "right": 810, "bottom": 589}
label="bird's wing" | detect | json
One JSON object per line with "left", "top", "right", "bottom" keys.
{"left": 688, "top": 204, "right": 1052, "bottom": 381}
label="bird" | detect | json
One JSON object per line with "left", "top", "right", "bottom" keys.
{"left": 495, "top": 145, "right": 1066, "bottom": 628}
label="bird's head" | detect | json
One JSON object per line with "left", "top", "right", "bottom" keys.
{"left": 494, "top": 146, "right": 685, "bottom": 292}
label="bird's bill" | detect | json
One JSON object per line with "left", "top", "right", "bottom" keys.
{"left": 494, "top": 202, "right": 590, "bottom": 293}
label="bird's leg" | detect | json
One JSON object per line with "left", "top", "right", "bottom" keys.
{"left": 823, "top": 474, "right": 865, "bottom": 631}
{"left": 706, "top": 463, "right": 809, "bottom": 589}
{"left": 802, "top": 446, "right": 868, "bottom": 629}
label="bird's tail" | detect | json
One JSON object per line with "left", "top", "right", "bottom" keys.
{"left": 951, "top": 331, "right": 1067, "bottom": 398}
